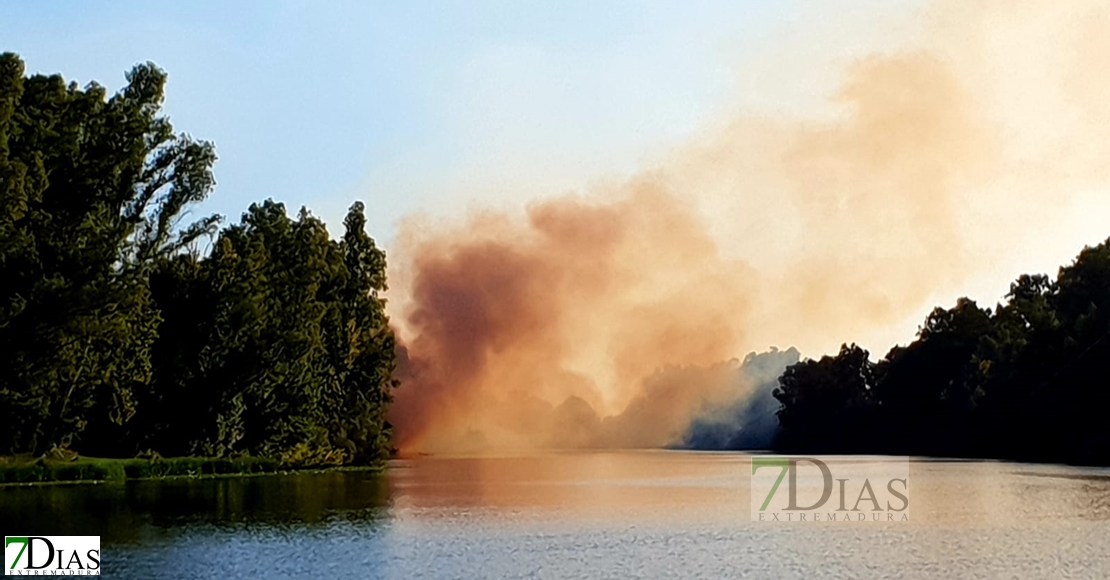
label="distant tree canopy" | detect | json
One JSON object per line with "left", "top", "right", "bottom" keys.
{"left": 774, "top": 240, "right": 1110, "bottom": 464}
{"left": 0, "top": 53, "right": 395, "bottom": 464}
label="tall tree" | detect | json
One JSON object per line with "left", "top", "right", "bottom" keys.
{"left": 134, "top": 201, "right": 396, "bottom": 464}
{"left": 0, "top": 53, "right": 216, "bottom": 455}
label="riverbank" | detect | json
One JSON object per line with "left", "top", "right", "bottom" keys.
{"left": 0, "top": 455, "right": 384, "bottom": 486}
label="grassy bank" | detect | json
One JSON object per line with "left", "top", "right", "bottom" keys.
{"left": 0, "top": 455, "right": 381, "bottom": 486}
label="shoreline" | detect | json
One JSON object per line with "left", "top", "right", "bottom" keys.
{"left": 0, "top": 456, "right": 385, "bottom": 487}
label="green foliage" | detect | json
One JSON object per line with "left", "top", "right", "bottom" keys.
{"left": 0, "top": 52, "right": 215, "bottom": 455}
{"left": 0, "top": 54, "right": 396, "bottom": 466}
{"left": 133, "top": 201, "right": 396, "bottom": 465}
{"left": 775, "top": 239, "right": 1110, "bottom": 463}
{"left": 0, "top": 455, "right": 282, "bottom": 484}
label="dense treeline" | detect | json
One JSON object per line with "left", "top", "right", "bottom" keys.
{"left": 0, "top": 54, "right": 395, "bottom": 465}
{"left": 774, "top": 239, "right": 1110, "bottom": 464}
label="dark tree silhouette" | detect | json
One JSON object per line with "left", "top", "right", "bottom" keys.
{"left": 773, "top": 239, "right": 1110, "bottom": 464}
{"left": 0, "top": 54, "right": 396, "bottom": 465}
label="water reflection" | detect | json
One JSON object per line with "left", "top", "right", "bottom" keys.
{"left": 388, "top": 451, "right": 749, "bottom": 519}
{"left": 1008, "top": 469, "right": 1110, "bottom": 521}
{"left": 5, "top": 453, "right": 1110, "bottom": 538}
{"left": 2, "top": 452, "right": 1110, "bottom": 578}
{"left": 0, "top": 469, "right": 390, "bottom": 541}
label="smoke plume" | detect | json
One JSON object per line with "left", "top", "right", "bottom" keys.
{"left": 680, "top": 348, "right": 801, "bottom": 451}
{"left": 388, "top": 0, "right": 1110, "bottom": 453}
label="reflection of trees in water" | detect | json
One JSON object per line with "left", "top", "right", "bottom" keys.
{"left": 0, "top": 471, "right": 390, "bottom": 542}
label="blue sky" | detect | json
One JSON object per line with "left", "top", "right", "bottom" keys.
{"left": 2, "top": 0, "right": 907, "bottom": 244}
{"left": 18, "top": 0, "right": 1110, "bottom": 357}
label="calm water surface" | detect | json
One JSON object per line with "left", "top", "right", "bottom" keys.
{"left": 3, "top": 451, "right": 1110, "bottom": 578}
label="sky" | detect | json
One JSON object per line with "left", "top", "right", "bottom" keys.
{"left": 7, "top": 0, "right": 1110, "bottom": 362}
{"left": 2, "top": 0, "right": 918, "bottom": 241}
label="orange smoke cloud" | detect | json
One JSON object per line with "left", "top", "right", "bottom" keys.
{"left": 390, "top": 186, "right": 754, "bottom": 452}
{"left": 387, "top": 0, "right": 1110, "bottom": 453}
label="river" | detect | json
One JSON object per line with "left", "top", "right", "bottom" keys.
{"left": 2, "top": 451, "right": 1109, "bottom": 578}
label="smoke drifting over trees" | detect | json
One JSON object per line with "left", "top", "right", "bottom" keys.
{"left": 7, "top": 1, "right": 1110, "bottom": 462}
{"left": 390, "top": 187, "right": 755, "bottom": 452}
{"left": 388, "top": 0, "right": 1110, "bottom": 454}
{"left": 681, "top": 348, "right": 801, "bottom": 451}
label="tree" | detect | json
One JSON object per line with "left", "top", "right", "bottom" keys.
{"left": 772, "top": 238, "right": 1110, "bottom": 464}
{"left": 0, "top": 55, "right": 397, "bottom": 464}
{"left": 0, "top": 53, "right": 216, "bottom": 455}
{"left": 874, "top": 298, "right": 992, "bottom": 414}
{"left": 320, "top": 201, "right": 396, "bottom": 463}
{"left": 128, "top": 201, "right": 396, "bottom": 464}
{"left": 774, "top": 343, "right": 874, "bottom": 451}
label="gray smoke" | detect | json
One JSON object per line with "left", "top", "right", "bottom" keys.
{"left": 680, "top": 347, "right": 801, "bottom": 450}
